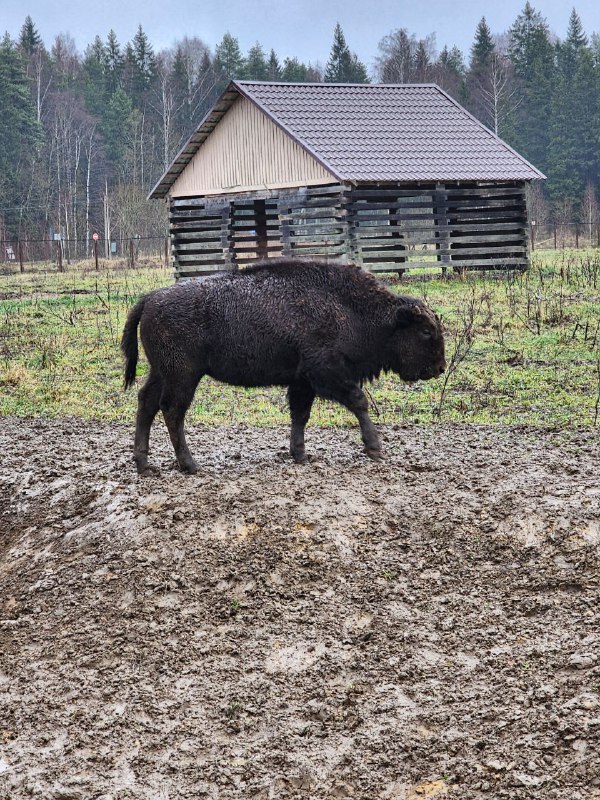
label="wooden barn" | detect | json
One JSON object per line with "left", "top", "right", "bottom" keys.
{"left": 149, "top": 81, "right": 545, "bottom": 278}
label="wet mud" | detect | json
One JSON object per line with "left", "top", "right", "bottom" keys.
{"left": 0, "top": 417, "right": 599, "bottom": 799}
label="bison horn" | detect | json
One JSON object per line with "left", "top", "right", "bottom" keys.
{"left": 396, "top": 303, "right": 422, "bottom": 327}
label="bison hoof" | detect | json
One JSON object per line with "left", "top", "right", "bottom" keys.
{"left": 291, "top": 450, "right": 308, "bottom": 464}
{"left": 139, "top": 465, "right": 161, "bottom": 477}
{"left": 365, "top": 448, "right": 383, "bottom": 462}
{"left": 180, "top": 460, "right": 200, "bottom": 474}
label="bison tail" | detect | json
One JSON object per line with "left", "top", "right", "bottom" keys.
{"left": 121, "top": 298, "right": 145, "bottom": 389}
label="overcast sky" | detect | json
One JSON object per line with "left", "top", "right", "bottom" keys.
{"left": 3, "top": 0, "right": 600, "bottom": 71}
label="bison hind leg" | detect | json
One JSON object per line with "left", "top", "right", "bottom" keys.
{"left": 134, "top": 368, "right": 163, "bottom": 475}
{"left": 287, "top": 380, "right": 316, "bottom": 464}
{"left": 160, "top": 372, "right": 203, "bottom": 474}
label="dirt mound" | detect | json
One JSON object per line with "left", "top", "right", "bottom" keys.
{"left": 1, "top": 418, "right": 599, "bottom": 799}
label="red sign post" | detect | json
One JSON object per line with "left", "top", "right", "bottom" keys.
{"left": 92, "top": 232, "right": 99, "bottom": 270}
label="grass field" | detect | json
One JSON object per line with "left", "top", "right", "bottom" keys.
{"left": 1, "top": 251, "right": 599, "bottom": 428}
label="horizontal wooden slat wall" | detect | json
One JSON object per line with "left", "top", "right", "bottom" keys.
{"left": 446, "top": 184, "right": 528, "bottom": 269}
{"left": 169, "top": 182, "right": 530, "bottom": 278}
{"left": 347, "top": 183, "right": 529, "bottom": 272}
{"left": 169, "top": 196, "right": 232, "bottom": 278}
{"left": 230, "top": 198, "right": 282, "bottom": 266}
{"left": 278, "top": 185, "right": 350, "bottom": 260}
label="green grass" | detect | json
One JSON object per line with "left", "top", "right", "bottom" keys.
{"left": 1, "top": 251, "right": 599, "bottom": 428}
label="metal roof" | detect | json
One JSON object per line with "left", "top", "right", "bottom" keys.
{"left": 149, "top": 81, "right": 545, "bottom": 199}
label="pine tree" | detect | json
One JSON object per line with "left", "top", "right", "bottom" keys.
{"left": 507, "top": 3, "right": 554, "bottom": 173}
{"left": 348, "top": 53, "right": 369, "bottom": 83}
{"left": 82, "top": 36, "right": 107, "bottom": 114}
{"left": 196, "top": 49, "right": 219, "bottom": 122}
{"left": 508, "top": 2, "right": 553, "bottom": 79}
{"left": 267, "top": 49, "right": 282, "bottom": 81}
{"left": 414, "top": 40, "right": 431, "bottom": 82}
{"left": 325, "top": 23, "right": 351, "bottom": 82}
{"left": 100, "top": 86, "right": 137, "bottom": 170}
{"left": 104, "top": 30, "right": 124, "bottom": 95}
{"left": 467, "top": 18, "right": 504, "bottom": 131}
{"left": 245, "top": 42, "right": 268, "bottom": 80}
{"left": 170, "top": 39, "right": 218, "bottom": 137}
{"left": 281, "top": 57, "right": 308, "bottom": 82}
{"left": 470, "top": 18, "right": 495, "bottom": 71}
{"left": 325, "top": 23, "right": 368, "bottom": 83}
{"left": 548, "top": 25, "right": 599, "bottom": 204}
{"left": 556, "top": 8, "right": 588, "bottom": 87}
{"left": 566, "top": 8, "right": 587, "bottom": 48}
{"left": 129, "top": 24, "right": 156, "bottom": 102}
{"left": 438, "top": 45, "right": 466, "bottom": 77}
{"left": 214, "top": 33, "right": 245, "bottom": 80}
{"left": 19, "top": 16, "right": 42, "bottom": 55}
{"left": 0, "top": 34, "right": 42, "bottom": 234}
{"left": 171, "top": 44, "right": 189, "bottom": 132}
{"left": 434, "top": 45, "right": 467, "bottom": 98}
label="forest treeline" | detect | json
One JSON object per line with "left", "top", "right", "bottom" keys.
{"left": 1, "top": 3, "right": 599, "bottom": 247}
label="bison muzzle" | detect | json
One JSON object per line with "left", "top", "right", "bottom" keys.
{"left": 121, "top": 259, "right": 445, "bottom": 475}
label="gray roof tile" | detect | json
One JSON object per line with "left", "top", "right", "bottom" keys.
{"left": 239, "top": 82, "right": 544, "bottom": 182}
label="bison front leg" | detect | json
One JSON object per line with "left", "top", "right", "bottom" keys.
{"left": 287, "top": 380, "right": 316, "bottom": 463}
{"left": 344, "top": 385, "right": 382, "bottom": 461}
{"left": 160, "top": 375, "right": 202, "bottom": 474}
{"left": 326, "top": 382, "right": 382, "bottom": 461}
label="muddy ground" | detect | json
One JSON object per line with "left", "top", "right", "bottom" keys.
{"left": 0, "top": 417, "right": 599, "bottom": 800}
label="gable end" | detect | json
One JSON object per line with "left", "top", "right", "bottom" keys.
{"left": 170, "top": 95, "right": 338, "bottom": 198}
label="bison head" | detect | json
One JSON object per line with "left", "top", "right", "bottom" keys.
{"left": 386, "top": 299, "right": 446, "bottom": 382}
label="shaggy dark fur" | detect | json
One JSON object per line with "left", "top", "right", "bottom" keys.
{"left": 121, "top": 259, "right": 445, "bottom": 475}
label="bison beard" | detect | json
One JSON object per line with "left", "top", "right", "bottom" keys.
{"left": 121, "top": 259, "right": 446, "bottom": 475}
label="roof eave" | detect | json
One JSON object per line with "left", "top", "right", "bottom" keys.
{"left": 147, "top": 81, "right": 241, "bottom": 200}
{"left": 433, "top": 85, "right": 546, "bottom": 181}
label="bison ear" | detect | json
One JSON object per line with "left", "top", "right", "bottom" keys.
{"left": 395, "top": 303, "right": 422, "bottom": 328}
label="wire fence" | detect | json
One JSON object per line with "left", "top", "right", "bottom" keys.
{"left": 3, "top": 222, "right": 600, "bottom": 274}
{"left": 0, "top": 235, "right": 170, "bottom": 273}
{"left": 530, "top": 221, "right": 600, "bottom": 251}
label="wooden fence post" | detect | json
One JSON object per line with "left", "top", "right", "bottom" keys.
{"left": 164, "top": 237, "right": 169, "bottom": 268}
{"left": 554, "top": 224, "right": 557, "bottom": 250}
{"left": 129, "top": 239, "right": 134, "bottom": 269}
{"left": 94, "top": 239, "right": 99, "bottom": 270}
{"left": 529, "top": 223, "right": 535, "bottom": 251}
{"left": 57, "top": 240, "right": 63, "bottom": 272}
{"left": 575, "top": 224, "right": 579, "bottom": 249}
{"left": 18, "top": 240, "right": 24, "bottom": 273}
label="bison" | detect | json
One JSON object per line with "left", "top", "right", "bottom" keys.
{"left": 121, "top": 259, "right": 445, "bottom": 475}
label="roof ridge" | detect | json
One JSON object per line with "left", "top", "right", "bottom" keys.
{"left": 237, "top": 80, "right": 441, "bottom": 89}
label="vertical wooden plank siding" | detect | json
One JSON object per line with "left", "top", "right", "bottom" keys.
{"left": 170, "top": 96, "right": 337, "bottom": 197}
